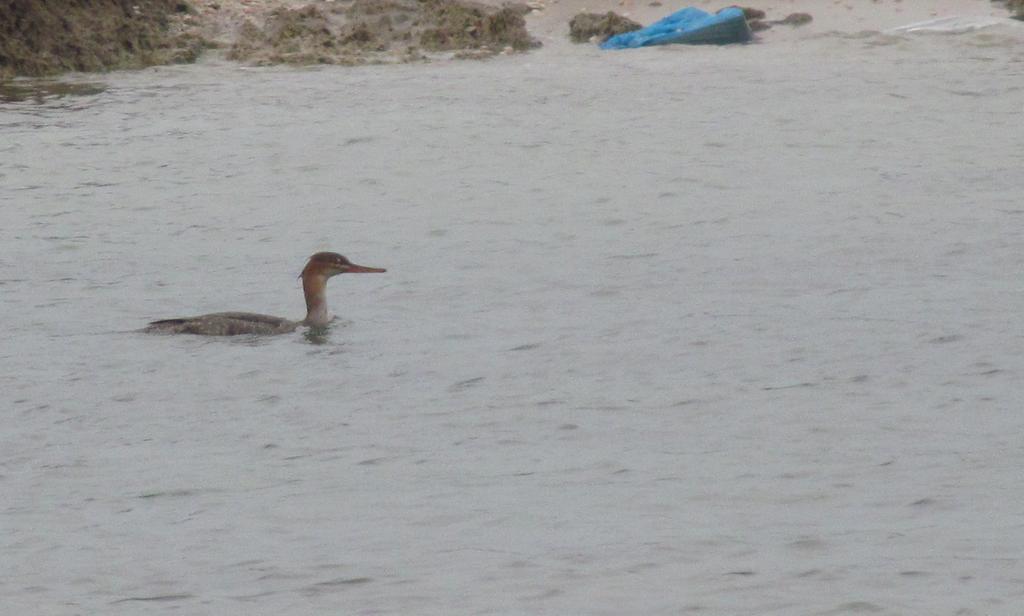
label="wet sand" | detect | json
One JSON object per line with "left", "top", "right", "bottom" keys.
{"left": 195, "top": 0, "right": 1019, "bottom": 63}
{"left": 2, "top": 0, "right": 1017, "bottom": 77}
{"left": 528, "top": 0, "right": 1012, "bottom": 39}
{"left": 190, "top": 0, "right": 1016, "bottom": 46}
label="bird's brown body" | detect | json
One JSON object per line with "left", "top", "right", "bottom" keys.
{"left": 143, "top": 252, "right": 385, "bottom": 336}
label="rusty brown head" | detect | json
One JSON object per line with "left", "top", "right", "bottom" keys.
{"left": 301, "top": 252, "right": 386, "bottom": 278}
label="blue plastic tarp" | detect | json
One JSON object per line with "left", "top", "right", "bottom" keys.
{"left": 600, "top": 7, "right": 751, "bottom": 49}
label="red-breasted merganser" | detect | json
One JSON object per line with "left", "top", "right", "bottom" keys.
{"left": 143, "top": 252, "right": 386, "bottom": 335}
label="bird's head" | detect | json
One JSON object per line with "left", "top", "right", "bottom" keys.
{"left": 301, "top": 252, "right": 387, "bottom": 279}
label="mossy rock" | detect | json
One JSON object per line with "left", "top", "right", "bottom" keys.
{"left": 228, "top": 0, "right": 539, "bottom": 66}
{"left": 0, "top": 0, "right": 205, "bottom": 78}
{"left": 568, "top": 12, "right": 642, "bottom": 43}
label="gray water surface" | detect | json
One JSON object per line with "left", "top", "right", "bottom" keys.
{"left": 3, "top": 30, "right": 1024, "bottom": 614}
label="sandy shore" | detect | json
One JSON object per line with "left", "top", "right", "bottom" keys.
{"left": 182, "top": 0, "right": 1017, "bottom": 60}
{"left": 1, "top": 0, "right": 1018, "bottom": 78}
{"left": 190, "top": 0, "right": 1013, "bottom": 37}
{"left": 527, "top": 0, "right": 1013, "bottom": 39}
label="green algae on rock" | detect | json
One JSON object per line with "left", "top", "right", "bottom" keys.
{"left": 0, "top": 0, "right": 206, "bottom": 79}
{"left": 227, "top": 0, "right": 539, "bottom": 66}
{"left": 568, "top": 12, "right": 642, "bottom": 43}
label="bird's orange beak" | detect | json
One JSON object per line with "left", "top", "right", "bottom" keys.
{"left": 345, "top": 263, "right": 387, "bottom": 274}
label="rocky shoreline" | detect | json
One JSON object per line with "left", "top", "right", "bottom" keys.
{"left": 0, "top": 0, "right": 538, "bottom": 79}
{"left": 0, "top": 0, "right": 205, "bottom": 79}
{"left": 224, "top": 1, "right": 538, "bottom": 67}
{"left": 2, "top": 0, "right": 1022, "bottom": 79}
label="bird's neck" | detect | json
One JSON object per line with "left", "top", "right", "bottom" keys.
{"left": 302, "top": 273, "right": 331, "bottom": 327}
